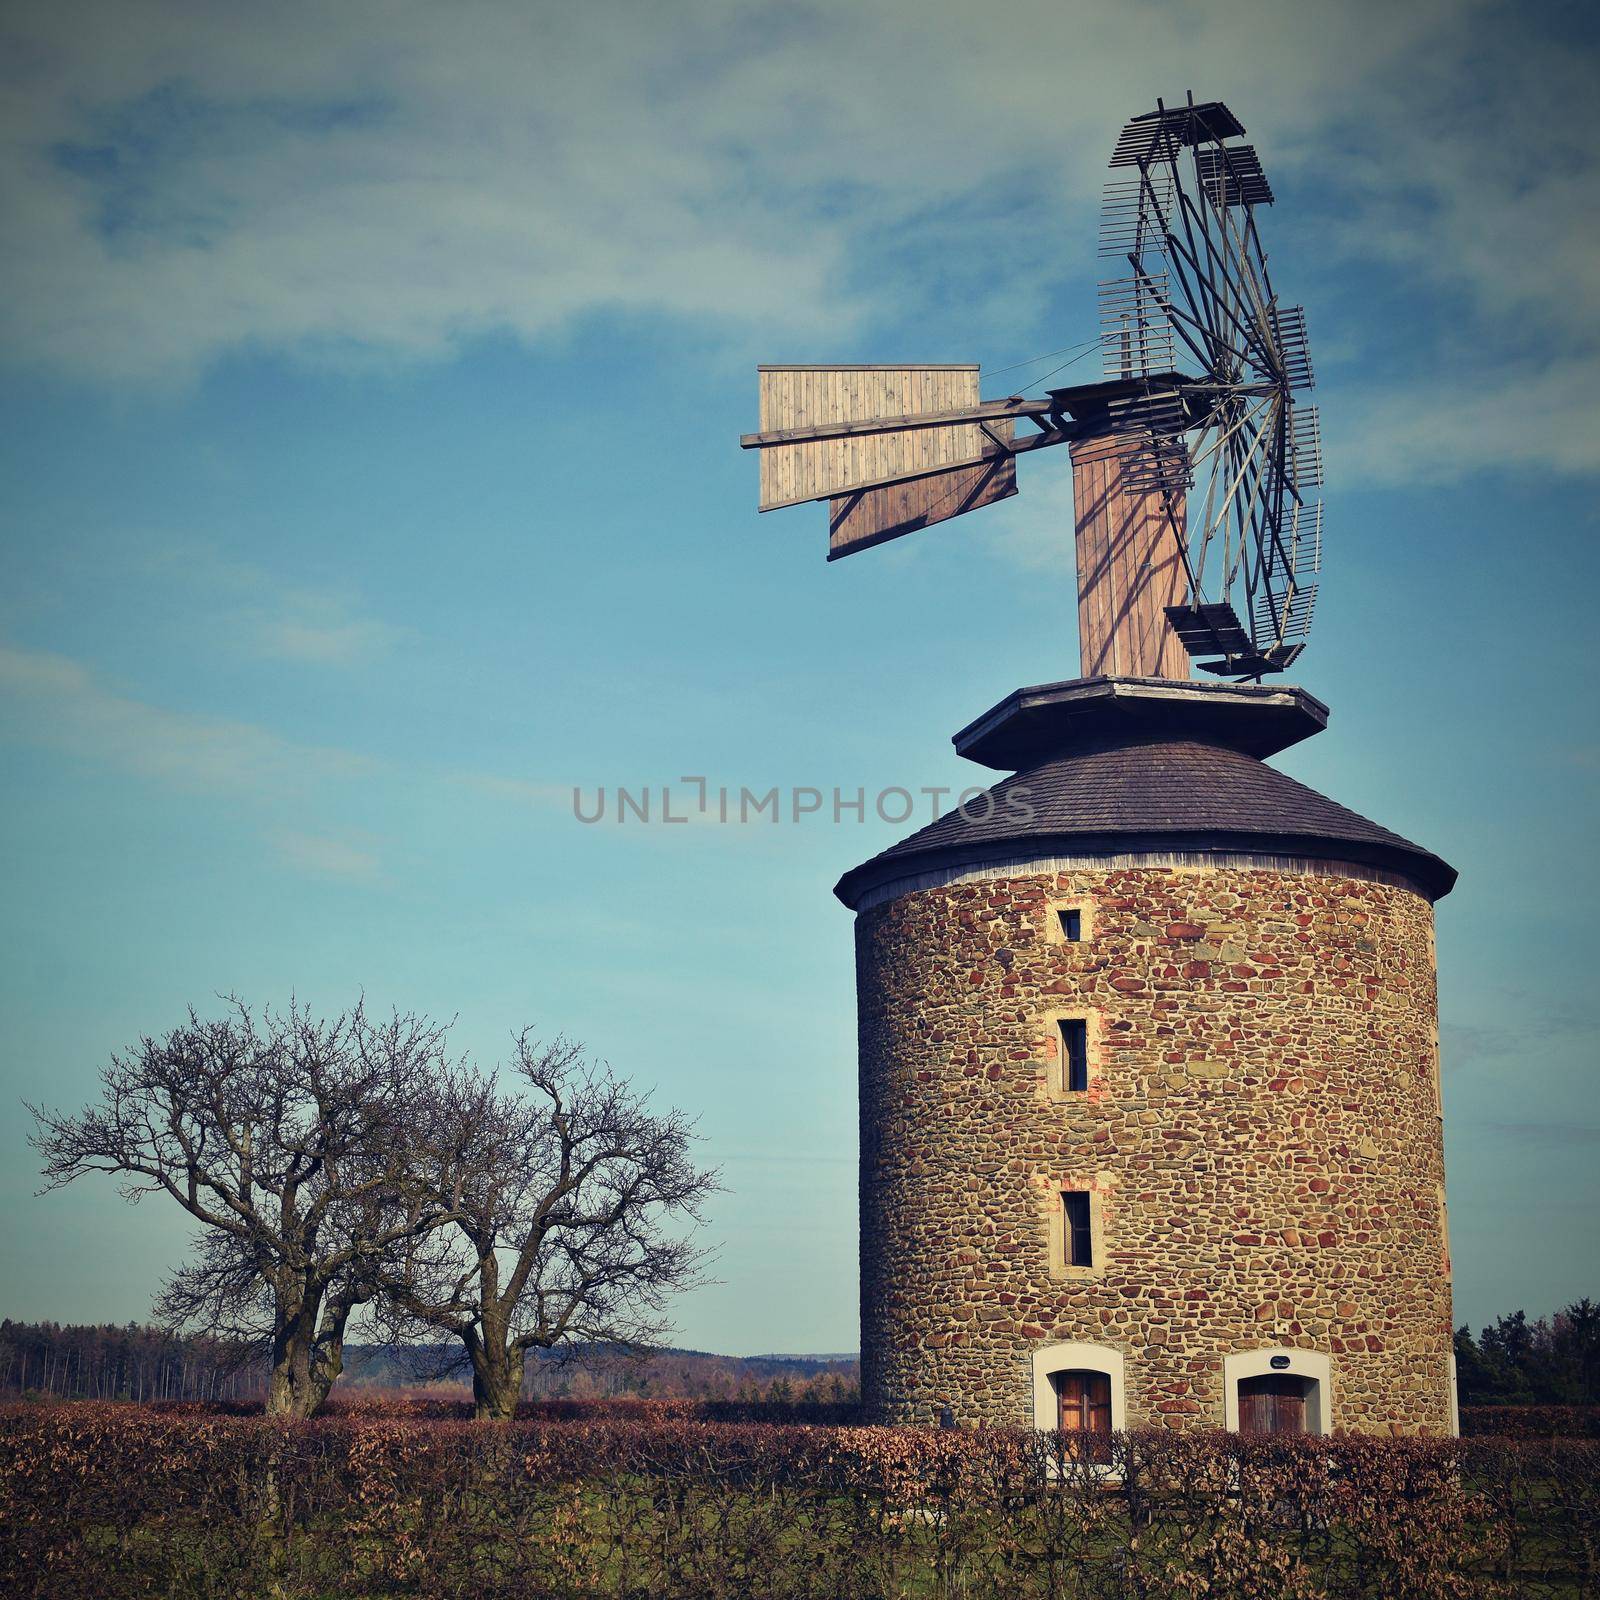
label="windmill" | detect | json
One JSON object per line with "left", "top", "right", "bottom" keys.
{"left": 739, "top": 95, "right": 1321, "bottom": 682}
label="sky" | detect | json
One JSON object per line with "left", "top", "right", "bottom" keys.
{"left": 1, "top": 0, "right": 1597, "bottom": 1356}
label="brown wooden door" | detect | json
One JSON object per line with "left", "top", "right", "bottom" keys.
{"left": 1055, "top": 1370, "right": 1113, "bottom": 1461}
{"left": 1237, "top": 1375, "right": 1309, "bottom": 1436}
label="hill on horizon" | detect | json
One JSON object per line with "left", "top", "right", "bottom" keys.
{"left": 341, "top": 1341, "right": 861, "bottom": 1401}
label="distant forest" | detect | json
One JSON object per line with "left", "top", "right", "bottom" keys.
{"left": 1, "top": 1321, "right": 259, "bottom": 1403}
{"left": 0, "top": 1320, "right": 859, "bottom": 1405}
{"left": 7, "top": 1303, "right": 1594, "bottom": 1409}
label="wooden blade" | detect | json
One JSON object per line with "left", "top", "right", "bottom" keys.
{"left": 760, "top": 423, "right": 1074, "bottom": 514}
{"left": 828, "top": 421, "right": 1018, "bottom": 559}
{"left": 757, "top": 364, "right": 997, "bottom": 511}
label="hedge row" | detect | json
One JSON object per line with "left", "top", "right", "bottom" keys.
{"left": 1460, "top": 1404, "right": 1600, "bottom": 1439}
{"left": 131, "top": 1393, "right": 865, "bottom": 1425}
{"left": 2, "top": 1403, "right": 1596, "bottom": 1599}
{"left": 120, "top": 1393, "right": 1600, "bottom": 1436}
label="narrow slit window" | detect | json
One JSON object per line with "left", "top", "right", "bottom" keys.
{"left": 1062, "top": 1190, "right": 1092, "bottom": 1268}
{"left": 1057, "top": 908, "right": 1082, "bottom": 942}
{"left": 1059, "top": 1018, "right": 1089, "bottom": 1093}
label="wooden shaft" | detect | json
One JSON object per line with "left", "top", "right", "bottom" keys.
{"left": 740, "top": 393, "right": 1056, "bottom": 450}
{"left": 1071, "top": 434, "right": 1190, "bottom": 681}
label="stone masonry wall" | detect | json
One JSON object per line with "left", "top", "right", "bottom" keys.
{"left": 855, "top": 862, "right": 1452, "bottom": 1434}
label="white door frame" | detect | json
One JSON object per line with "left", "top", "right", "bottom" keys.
{"left": 1031, "top": 1341, "right": 1126, "bottom": 1432}
{"left": 1223, "top": 1348, "right": 1332, "bottom": 1435}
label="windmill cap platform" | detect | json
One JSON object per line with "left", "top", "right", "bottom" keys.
{"left": 954, "top": 675, "right": 1328, "bottom": 770}
{"left": 835, "top": 676, "right": 1456, "bottom": 910}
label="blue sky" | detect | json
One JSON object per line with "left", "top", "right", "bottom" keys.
{"left": 2, "top": 0, "right": 1596, "bottom": 1355}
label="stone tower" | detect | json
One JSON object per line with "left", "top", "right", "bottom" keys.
{"left": 836, "top": 675, "right": 1458, "bottom": 1436}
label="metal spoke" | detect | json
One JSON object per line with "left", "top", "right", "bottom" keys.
{"left": 1161, "top": 166, "right": 1229, "bottom": 370}
{"left": 1191, "top": 412, "right": 1227, "bottom": 590}
{"left": 1168, "top": 204, "right": 1276, "bottom": 373}
{"left": 1204, "top": 403, "right": 1276, "bottom": 555}
{"left": 1188, "top": 393, "right": 1273, "bottom": 474}
{"left": 1176, "top": 174, "right": 1276, "bottom": 365}
{"left": 1125, "top": 254, "right": 1213, "bottom": 372}
{"left": 1170, "top": 245, "right": 1269, "bottom": 380}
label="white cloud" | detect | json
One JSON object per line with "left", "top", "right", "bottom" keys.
{"left": 1442, "top": 1007, "right": 1594, "bottom": 1070}
{"left": 0, "top": 639, "right": 771, "bottom": 882}
{"left": 274, "top": 830, "right": 380, "bottom": 881}
{"left": 0, "top": 0, "right": 1596, "bottom": 489}
{"left": 0, "top": 640, "right": 374, "bottom": 795}
{"left": 136, "top": 539, "right": 400, "bottom": 665}
{"left": 0, "top": 1, "right": 863, "bottom": 382}
{"left": 1331, "top": 359, "right": 1600, "bottom": 489}
{"left": 454, "top": 773, "right": 574, "bottom": 810}
{"left": 254, "top": 605, "right": 399, "bottom": 666}
{"left": 0, "top": 638, "right": 393, "bottom": 879}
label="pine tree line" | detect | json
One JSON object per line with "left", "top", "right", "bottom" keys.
{"left": 0, "top": 1320, "right": 263, "bottom": 1402}
{"left": 1454, "top": 1298, "right": 1600, "bottom": 1405}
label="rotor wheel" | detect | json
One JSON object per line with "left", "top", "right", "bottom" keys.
{"left": 1100, "top": 98, "right": 1322, "bottom": 677}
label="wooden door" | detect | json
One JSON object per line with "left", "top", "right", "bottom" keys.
{"left": 1055, "top": 1370, "right": 1113, "bottom": 1461}
{"left": 1237, "top": 1375, "right": 1309, "bottom": 1436}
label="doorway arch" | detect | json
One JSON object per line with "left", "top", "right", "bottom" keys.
{"left": 1223, "top": 1348, "right": 1331, "bottom": 1436}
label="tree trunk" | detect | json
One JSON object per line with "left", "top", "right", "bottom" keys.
{"left": 468, "top": 1317, "right": 521, "bottom": 1421}
{"left": 309, "top": 1328, "right": 345, "bottom": 1411}
{"left": 265, "top": 1284, "right": 346, "bottom": 1418}
{"left": 472, "top": 1349, "right": 520, "bottom": 1420}
{"left": 267, "top": 1341, "right": 326, "bottom": 1418}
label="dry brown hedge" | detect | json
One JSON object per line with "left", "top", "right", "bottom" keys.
{"left": 127, "top": 1393, "right": 863, "bottom": 1424}
{"left": 1461, "top": 1405, "right": 1600, "bottom": 1439}
{"left": 2, "top": 1402, "right": 1595, "bottom": 1599}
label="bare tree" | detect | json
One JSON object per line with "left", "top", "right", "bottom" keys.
{"left": 377, "top": 1034, "right": 717, "bottom": 1420}
{"left": 29, "top": 999, "right": 468, "bottom": 1418}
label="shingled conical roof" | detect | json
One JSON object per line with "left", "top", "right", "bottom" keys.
{"left": 834, "top": 681, "right": 1456, "bottom": 908}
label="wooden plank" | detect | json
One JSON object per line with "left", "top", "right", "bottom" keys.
{"left": 828, "top": 421, "right": 1018, "bottom": 559}
{"left": 1085, "top": 450, "right": 1111, "bottom": 673}
{"left": 757, "top": 363, "right": 981, "bottom": 372}
{"left": 1072, "top": 433, "right": 1189, "bottom": 680}
{"left": 755, "top": 364, "right": 994, "bottom": 511}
